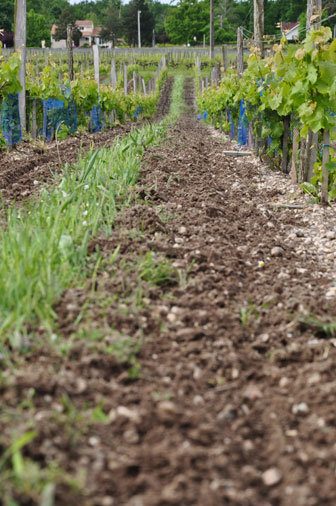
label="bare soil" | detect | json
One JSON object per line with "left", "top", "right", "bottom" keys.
{"left": 2, "top": 77, "right": 336, "bottom": 506}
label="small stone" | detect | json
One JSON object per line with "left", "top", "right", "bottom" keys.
{"left": 75, "top": 378, "right": 87, "bottom": 394}
{"left": 167, "top": 313, "right": 176, "bottom": 323}
{"left": 271, "top": 246, "right": 284, "bottom": 257}
{"left": 193, "top": 395, "right": 204, "bottom": 406}
{"left": 217, "top": 404, "right": 236, "bottom": 421}
{"left": 285, "top": 429, "right": 298, "bottom": 437}
{"left": 243, "top": 440, "right": 254, "bottom": 452}
{"left": 178, "top": 226, "right": 187, "bottom": 234}
{"left": 243, "top": 384, "right": 263, "bottom": 401}
{"left": 193, "top": 367, "right": 203, "bottom": 380}
{"left": 101, "top": 497, "right": 114, "bottom": 506}
{"left": 231, "top": 367, "right": 239, "bottom": 379}
{"left": 108, "top": 409, "right": 117, "bottom": 422}
{"left": 279, "top": 377, "right": 289, "bottom": 388}
{"left": 262, "top": 467, "right": 282, "bottom": 487}
{"left": 307, "top": 372, "right": 321, "bottom": 385}
{"left": 267, "top": 221, "right": 275, "bottom": 228}
{"left": 123, "top": 429, "right": 139, "bottom": 444}
{"left": 88, "top": 436, "right": 100, "bottom": 447}
{"left": 296, "top": 230, "right": 304, "bottom": 237}
{"left": 292, "top": 402, "right": 309, "bottom": 415}
{"left": 116, "top": 406, "right": 141, "bottom": 423}
{"left": 326, "top": 231, "right": 336, "bottom": 240}
{"left": 157, "top": 401, "right": 177, "bottom": 422}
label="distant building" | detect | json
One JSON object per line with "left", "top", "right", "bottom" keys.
{"left": 280, "top": 21, "right": 299, "bottom": 41}
{"left": 51, "top": 20, "right": 111, "bottom": 48}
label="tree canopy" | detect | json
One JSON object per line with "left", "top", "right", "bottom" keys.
{"left": 0, "top": 0, "right": 334, "bottom": 48}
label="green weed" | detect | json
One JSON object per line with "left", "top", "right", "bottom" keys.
{"left": 240, "top": 301, "right": 259, "bottom": 328}
{"left": 136, "top": 251, "right": 177, "bottom": 286}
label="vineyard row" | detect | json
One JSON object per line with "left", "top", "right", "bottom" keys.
{"left": 197, "top": 26, "right": 336, "bottom": 204}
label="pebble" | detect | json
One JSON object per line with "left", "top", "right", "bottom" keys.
{"left": 123, "top": 429, "right": 139, "bottom": 444}
{"left": 279, "top": 377, "right": 290, "bottom": 388}
{"left": 243, "top": 384, "right": 263, "bottom": 401}
{"left": 326, "top": 231, "right": 336, "bottom": 240}
{"left": 262, "top": 467, "right": 282, "bottom": 487}
{"left": 116, "top": 406, "right": 141, "bottom": 423}
{"left": 231, "top": 367, "right": 239, "bottom": 379}
{"left": 307, "top": 372, "right": 321, "bottom": 385}
{"left": 296, "top": 230, "right": 304, "bottom": 237}
{"left": 260, "top": 333, "right": 269, "bottom": 343}
{"left": 157, "top": 400, "right": 177, "bottom": 422}
{"left": 167, "top": 313, "right": 176, "bottom": 323}
{"left": 193, "top": 367, "right": 203, "bottom": 380}
{"left": 101, "top": 498, "right": 114, "bottom": 506}
{"left": 271, "top": 246, "right": 284, "bottom": 257}
{"left": 193, "top": 395, "right": 204, "bottom": 406}
{"left": 292, "top": 402, "right": 309, "bottom": 415}
{"left": 88, "top": 436, "right": 100, "bottom": 447}
{"left": 178, "top": 226, "right": 187, "bottom": 234}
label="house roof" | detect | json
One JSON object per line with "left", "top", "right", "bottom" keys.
{"left": 75, "top": 20, "right": 94, "bottom": 27}
{"left": 51, "top": 21, "right": 102, "bottom": 39}
{"left": 281, "top": 21, "right": 299, "bottom": 32}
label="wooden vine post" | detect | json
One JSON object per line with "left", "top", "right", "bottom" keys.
{"left": 67, "top": 24, "right": 74, "bottom": 82}
{"left": 209, "top": 0, "right": 214, "bottom": 60}
{"left": 301, "top": 0, "right": 322, "bottom": 182}
{"left": 281, "top": 115, "right": 290, "bottom": 173}
{"left": 93, "top": 45, "right": 100, "bottom": 91}
{"left": 110, "top": 59, "right": 117, "bottom": 89}
{"left": 123, "top": 64, "right": 128, "bottom": 96}
{"left": 253, "top": 0, "right": 264, "bottom": 58}
{"left": 290, "top": 128, "right": 299, "bottom": 183}
{"left": 222, "top": 45, "right": 228, "bottom": 73}
{"left": 321, "top": 131, "right": 329, "bottom": 205}
{"left": 306, "top": 0, "right": 322, "bottom": 32}
{"left": 14, "top": 0, "right": 26, "bottom": 132}
{"left": 237, "top": 27, "right": 244, "bottom": 76}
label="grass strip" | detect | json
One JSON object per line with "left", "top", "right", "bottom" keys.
{"left": 0, "top": 75, "right": 185, "bottom": 350}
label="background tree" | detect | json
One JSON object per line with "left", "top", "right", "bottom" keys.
{"left": 146, "top": 0, "right": 171, "bottom": 41}
{"left": 54, "top": 7, "right": 82, "bottom": 46}
{"left": 0, "top": 0, "right": 14, "bottom": 32}
{"left": 122, "top": 0, "right": 155, "bottom": 46}
{"left": 27, "top": 9, "right": 50, "bottom": 47}
{"left": 100, "top": 3, "right": 123, "bottom": 45}
{"left": 164, "top": 0, "right": 209, "bottom": 45}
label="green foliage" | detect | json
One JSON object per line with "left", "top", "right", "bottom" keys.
{"left": 122, "top": 0, "right": 155, "bottom": 46}
{"left": 0, "top": 74, "right": 185, "bottom": 342}
{"left": 165, "top": 0, "right": 209, "bottom": 45}
{"left": 54, "top": 7, "right": 82, "bottom": 47}
{"left": 0, "top": 48, "right": 22, "bottom": 99}
{"left": 136, "top": 251, "right": 177, "bottom": 286}
{"left": 199, "top": 26, "right": 336, "bottom": 165}
{"left": 27, "top": 10, "right": 51, "bottom": 48}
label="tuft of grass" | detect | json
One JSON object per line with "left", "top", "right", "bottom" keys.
{"left": 240, "top": 301, "right": 259, "bottom": 329}
{"left": 136, "top": 251, "right": 177, "bottom": 286}
{"left": 299, "top": 315, "right": 336, "bottom": 338}
{"left": 0, "top": 75, "right": 186, "bottom": 347}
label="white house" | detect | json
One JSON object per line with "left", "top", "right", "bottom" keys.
{"left": 280, "top": 21, "right": 299, "bottom": 41}
{"left": 51, "top": 20, "right": 111, "bottom": 48}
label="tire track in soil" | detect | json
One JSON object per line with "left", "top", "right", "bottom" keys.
{"left": 0, "top": 78, "right": 173, "bottom": 205}
{"left": 3, "top": 77, "right": 336, "bottom": 505}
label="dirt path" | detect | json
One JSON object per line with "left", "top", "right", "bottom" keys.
{"left": 3, "top": 78, "right": 336, "bottom": 506}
